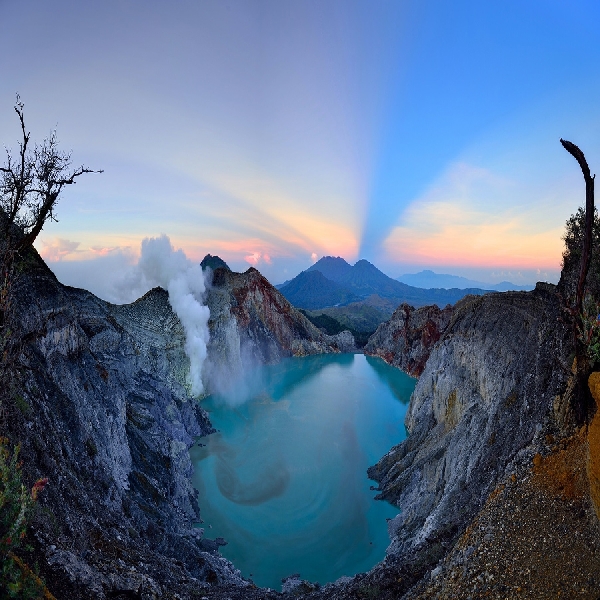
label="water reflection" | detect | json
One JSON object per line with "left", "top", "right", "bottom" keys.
{"left": 366, "top": 355, "right": 416, "bottom": 403}
{"left": 191, "top": 354, "right": 415, "bottom": 589}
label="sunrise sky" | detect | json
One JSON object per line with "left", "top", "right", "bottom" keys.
{"left": 2, "top": 1, "right": 600, "bottom": 300}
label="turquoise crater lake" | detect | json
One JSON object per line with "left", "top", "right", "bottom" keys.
{"left": 190, "top": 353, "right": 416, "bottom": 589}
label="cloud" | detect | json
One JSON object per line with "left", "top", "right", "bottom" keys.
{"left": 242, "top": 249, "right": 273, "bottom": 267}
{"left": 383, "top": 162, "right": 565, "bottom": 270}
{"left": 244, "top": 252, "right": 262, "bottom": 266}
{"left": 45, "top": 249, "right": 137, "bottom": 301}
{"left": 39, "top": 238, "right": 81, "bottom": 262}
{"left": 89, "top": 246, "right": 122, "bottom": 257}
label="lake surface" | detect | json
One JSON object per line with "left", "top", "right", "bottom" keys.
{"left": 190, "top": 353, "right": 416, "bottom": 589}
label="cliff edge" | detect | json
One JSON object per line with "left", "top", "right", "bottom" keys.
{"left": 1, "top": 250, "right": 352, "bottom": 599}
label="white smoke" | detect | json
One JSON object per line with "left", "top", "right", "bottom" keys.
{"left": 118, "top": 235, "right": 210, "bottom": 396}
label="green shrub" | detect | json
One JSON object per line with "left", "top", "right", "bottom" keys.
{"left": 0, "top": 438, "right": 53, "bottom": 599}
{"left": 578, "top": 296, "right": 600, "bottom": 368}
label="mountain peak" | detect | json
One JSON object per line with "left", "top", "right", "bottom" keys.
{"left": 307, "top": 256, "right": 353, "bottom": 282}
{"left": 353, "top": 259, "right": 378, "bottom": 270}
{"left": 201, "top": 254, "right": 231, "bottom": 271}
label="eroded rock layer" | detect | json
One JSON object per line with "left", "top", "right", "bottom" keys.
{"left": 366, "top": 284, "right": 574, "bottom": 593}
{"left": 364, "top": 302, "right": 455, "bottom": 376}
{"left": 4, "top": 252, "right": 352, "bottom": 599}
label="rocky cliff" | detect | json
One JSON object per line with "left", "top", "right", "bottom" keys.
{"left": 294, "top": 283, "right": 585, "bottom": 599}
{"left": 370, "top": 286, "right": 572, "bottom": 559}
{"left": 7, "top": 246, "right": 596, "bottom": 599}
{"left": 364, "top": 302, "right": 455, "bottom": 376}
{"left": 2, "top": 250, "right": 352, "bottom": 599}
{"left": 204, "top": 266, "right": 355, "bottom": 393}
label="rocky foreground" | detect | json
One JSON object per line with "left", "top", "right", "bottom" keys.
{"left": 4, "top": 248, "right": 600, "bottom": 599}
{"left": 1, "top": 249, "right": 353, "bottom": 599}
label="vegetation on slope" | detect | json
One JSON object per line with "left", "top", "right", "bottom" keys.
{"left": 304, "top": 303, "right": 390, "bottom": 333}
{"left": 0, "top": 438, "right": 52, "bottom": 599}
{"left": 298, "top": 309, "right": 374, "bottom": 347}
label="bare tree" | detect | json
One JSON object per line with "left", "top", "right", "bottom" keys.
{"left": 0, "top": 96, "right": 101, "bottom": 398}
{"left": 560, "top": 138, "right": 596, "bottom": 421}
{"left": 0, "top": 95, "right": 102, "bottom": 251}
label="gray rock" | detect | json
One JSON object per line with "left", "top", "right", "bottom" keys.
{"left": 6, "top": 252, "right": 345, "bottom": 598}
{"left": 367, "top": 285, "right": 571, "bottom": 584}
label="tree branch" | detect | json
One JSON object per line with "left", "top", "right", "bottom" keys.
{"left": 1, "top": 96, "right": 102, "bottom": 251}
{"left": 561, "top": 138, "right": 596, "bottom": 423}
{"left": 561, "top": 139, "right": 596, "bottom": 315}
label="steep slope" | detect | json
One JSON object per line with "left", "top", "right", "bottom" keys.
{"left": 2, "top": 251, "right": 353, "bottom": 599}
{"left": 364, "top": 302, "right": 456, "bottom": 376}
{"left": 205, "top": 266, "right": 355, "bottom": 390}
{"left": 3, "top": 251, "right": 245, "bottom": 599}
{"left": 366, "top": 285, "right": 573, "bottom": 594}
{"left": 370, "top": 286, "right": 572, "bottom": 557}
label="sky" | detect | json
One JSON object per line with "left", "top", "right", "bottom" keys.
{"left": 2, "top": 0, "right": 600, "bottom": 301}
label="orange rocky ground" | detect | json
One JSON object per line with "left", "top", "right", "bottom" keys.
{"left": 405, "top": 379, "right": 600, "bottom": 600}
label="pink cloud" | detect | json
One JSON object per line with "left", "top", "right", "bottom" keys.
{"left": 90, "top": 246, "right": 122, "bottom": 257}
{"left": 39, "top": 238, "right": 81, "bottom": 262}
{"left": 244, "top": 252, "right": 261, "bottom": 265}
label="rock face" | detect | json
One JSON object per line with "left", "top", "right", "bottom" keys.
{"left": 364, "top": 302, "right": 455, "bottom": 376}
{"left": 364, "top": 285, "right": 573, "bottom": 592}
{"left": 5, "top": 254, "right": 248, "bottom": 599}
{"left": 6, "top": 245, "right": 579, "bottom": 599}
{"left": 204, "top": 266, "right": 355, "bottom": 392}
{"left": 4, "top": 252, "right": 353, "bottom": 599}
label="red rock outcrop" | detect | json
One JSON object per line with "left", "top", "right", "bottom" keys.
{"left": 364, "top": 302, "right": 454, "bottom": 376}
{"left": 204, "top": 267, "right": 355, "bottom": 391}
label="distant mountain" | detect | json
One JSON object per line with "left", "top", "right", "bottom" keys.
{"left": 398, "top": 269, "right": 533, "bottom": 291}
{"left": 306, "top": 256, "right": 353, "bottom": 281}
{"left": 280, "top": 256, "right": 491, "bottom": 310}
{"left": 305, "top": 303, "right": 391, "bottom": 333}
{"left": 277, "top": 270, "right": 361, "bottom": 309}
{"left": 490, "top": 281, "right": 535, "bottom": 292}
{"left": 201, "top": 254, "right": 230, "bottom": 271}
{"left": 309, "top": 257, "right": 416, "bottom": 298}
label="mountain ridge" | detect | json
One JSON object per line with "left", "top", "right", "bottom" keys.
{"left": 280, "top": 256, "right": 490, "bottom": 310}
{"left": 398, "top": 268, "right": 534, "bottom": 291}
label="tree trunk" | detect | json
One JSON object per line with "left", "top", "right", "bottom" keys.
{"left": 561, "top": 138, "right": 596, "bottom": 422}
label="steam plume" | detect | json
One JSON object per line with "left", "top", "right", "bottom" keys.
{"left": 121, "top": 235, "right": 210, "bottom": 395}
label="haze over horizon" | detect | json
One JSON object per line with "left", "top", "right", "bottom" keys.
{"left": 2, "top": 1, "right": 600, "bottom": 301}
